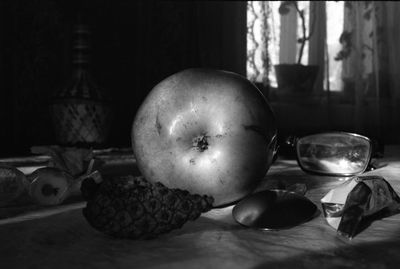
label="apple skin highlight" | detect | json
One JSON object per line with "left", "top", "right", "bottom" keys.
{"left": 132, "top": 69, "right": 277, "bottom": 207}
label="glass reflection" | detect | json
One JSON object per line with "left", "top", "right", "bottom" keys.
{"left": 296, "top": 133, "right": 371, "bottom": 175}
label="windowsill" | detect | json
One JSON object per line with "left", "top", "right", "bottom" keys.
{"left": 269, "top": 90, "right": 354, "bottom": 105}
{"left": 254, "top": 83, "right": 355, "bottom": 105}
{"left": 256, "top": 83, "right": 395, "bottom": 106}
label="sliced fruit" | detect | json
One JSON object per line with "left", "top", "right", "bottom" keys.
{"left": 0, "top": 165, "right": 28, "bottom": 206}
{"left": 28, "top": 167, "right": 73, "bottom": 206}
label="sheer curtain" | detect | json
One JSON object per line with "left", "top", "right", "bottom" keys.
{"left": 247, "top": 1, "right": 273, "bottom": 86}
{"left": 341, "top": 1, "right": 400, "bottom": 145}
{"left": 247, "top": 1, "right": 400, "bottom": 144}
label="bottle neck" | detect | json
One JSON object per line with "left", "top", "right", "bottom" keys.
{"left": 72, "top": 24, "right": 91, "bottom": 75}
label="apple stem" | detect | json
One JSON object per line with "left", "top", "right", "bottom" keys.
{"left": 192, "top": 135, "right": 209, "bottom": 152}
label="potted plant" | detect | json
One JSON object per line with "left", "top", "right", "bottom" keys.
{"left": 274, "top": 1, "right": 319, "bottom": 94}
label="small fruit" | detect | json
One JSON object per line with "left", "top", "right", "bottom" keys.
{"left": 0, "top": 165, "right": 28, "bottom": 206}
{"left": 81, "top": 175, "right": 214, "bottom": 239}
{"left": 28, "top": 167, "right": 73, "bottom": 206}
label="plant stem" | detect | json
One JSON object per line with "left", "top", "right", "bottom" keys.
{"left": 295, "top": 3, "right": 306, "bottom": 64}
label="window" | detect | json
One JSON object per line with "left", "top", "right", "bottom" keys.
{"left": 247, "top": 1, "right": 344, "bottom": 91}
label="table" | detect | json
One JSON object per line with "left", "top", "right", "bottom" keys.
{"left": 1, "top": 146, "right": 400, "bottom": 269}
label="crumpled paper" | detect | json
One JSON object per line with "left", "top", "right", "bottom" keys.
{"left": 30, "top": 146, "right": 93, "bottom": 176}
{"left": 321, "top": 175, "right": 400, "bottom": 239}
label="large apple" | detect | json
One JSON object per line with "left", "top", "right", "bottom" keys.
{"left": 132, "top": 69, "right": 277, "bottom": 207}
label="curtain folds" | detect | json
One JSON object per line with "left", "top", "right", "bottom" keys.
{"left": 247, "top": 1, "right": 271, "bottom": 85}
{"left": 248, "top": 1, "right": 400, "bottom": 144}
{"left": 341, "top": 1, "right": 399, "bottom": 144}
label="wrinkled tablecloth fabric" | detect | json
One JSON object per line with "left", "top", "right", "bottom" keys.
{"left": 1, "top": 146, "right": 400, "bottom": 269}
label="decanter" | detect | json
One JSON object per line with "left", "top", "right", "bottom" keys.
{"left": 51, "top": 23, "right": 112, "bottom": 146}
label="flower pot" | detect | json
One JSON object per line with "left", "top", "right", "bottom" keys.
{"left": 274, "top": 64, "right": 319, "bottom": 93}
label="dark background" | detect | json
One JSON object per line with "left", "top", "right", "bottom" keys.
{"left": 0, "top": 0, "right": 247, "bottom": 156}
{"left": 1, "top": 0, "right": 397, "bottom": 158}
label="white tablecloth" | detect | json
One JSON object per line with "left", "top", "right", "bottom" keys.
{"left": 1, "top": 146, "right": 400, "bottom": 269}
